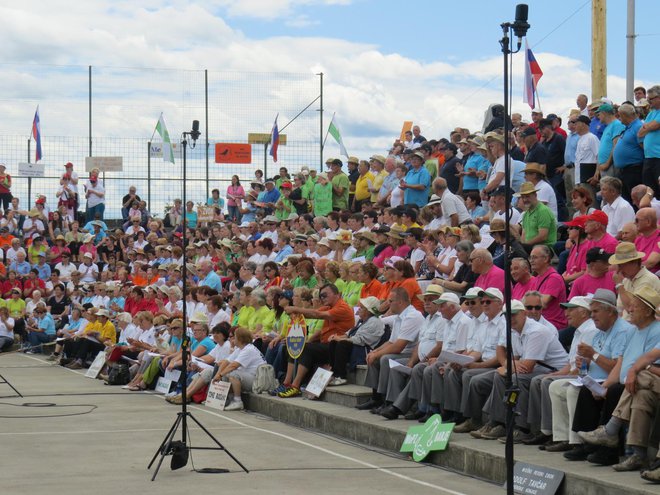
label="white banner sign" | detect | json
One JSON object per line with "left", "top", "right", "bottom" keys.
{"left": 205, "top": 380, "right": 231, "bottom": 411}
{"left": 149, "top": 142, "right": 182, "bottom": 159}
{"left": 85, "top": 156, "right": 123, "bottom": 172}
{"left": 18, "top": 162, "right": 46, "bottom": 177}
{"left": 155, "top": 377, "right": 176, "bottom": 395}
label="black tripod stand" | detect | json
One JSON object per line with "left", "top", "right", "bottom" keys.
{"left": 148, "top": 123, "right": 248, "bottom": 481}
{"left": 147, "top": 336, "right": 249, "bottom": 480}
{"left": 0, "top": 372, "right": 22, "bottom": 399}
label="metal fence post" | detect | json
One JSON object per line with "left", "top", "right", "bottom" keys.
{"left": 27, "top": 139, "right": 32, "bottom": 204}
{"left": 88, "top": 65, "right": 93, "bottom": 157}
{"left": 319, "top": 72, "right": 324, "bottom": 171}
{"left": 147, "top": 140, "right": 152, "bottom": 210}
{"left": 205, "top": 69, "right": 209, "bottom": 198}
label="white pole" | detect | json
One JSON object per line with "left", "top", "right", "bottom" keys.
{"left": 626, "top": 0, "right": 635, "bottom": 102}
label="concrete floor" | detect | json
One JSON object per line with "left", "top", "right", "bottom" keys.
{"left": 0, "top": 352, "right": 497, "bottom": 495}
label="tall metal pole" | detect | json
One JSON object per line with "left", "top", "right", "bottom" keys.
{"left": 319, "top": 72, "right": 324, "bottom": 172}
{"left": 180, "top": 135, "right": 188, "bottom": 436}
{"left": 27, "top": 139, "right": 32, "bottom": 205}
{"left": 501, "top": 23, "right": 515, "bottom": 495}
{"left": 626, "top": 0, "right": 635, "bottom": 102}
{"left": 89, "top": 65, "right": 93, "bottom": 157}
{"left": 205, "top": 69, "right": 210, "bottom": 199}
{"left": 591, "top": 0, "right": 607, "bottom": 101}
{"left": 264, "top": 143, "right": 268, "bottom": 179}
{"left": 147, "top": 141, "right": 152, "bottom": 211}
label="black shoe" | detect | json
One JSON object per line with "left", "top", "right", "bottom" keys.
{"left": 418, "top": 412, "right": 433, "bottom": 423}
{"left": 563, "top": 445, "right": 589, "bottom": 461}
{"left": 356, "top": 398, "right": 383, "bottom": 411}
{"left": 370, "top": 404, "right": 386, "bottom": 415}
{"left": 522, "top": 432, "right": 552, "bottom": 446}
{"left": 380, "top": 405, "right": 402, "bottom": 420}
{"left": 587, "top": 448, "right": 619, "bottom": 466}
{"left": 404, "top": 409, "right": 425, "bottom": 421}
{"left": 544, "top": 441, "right": 571, "bottom": 453}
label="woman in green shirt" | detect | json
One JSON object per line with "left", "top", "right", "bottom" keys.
{"left": 312, "top": 173, "right": 333, "bottom": 217}
{"left": 247, "top": 289, "right": 275, "bottom": 342}
{"left": 341, "top": 262, "right": 365, "bottom": 308}
{"left": 6, "top": 288, "right": 27, "bottom": 346}
{"left": 292, "top": 259, "right": 318, "bottom": 289}
{"left": 231, "top": 287, "right": 255, "bottom": 329}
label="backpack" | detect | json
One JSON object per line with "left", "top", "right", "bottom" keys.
{"left": 107, "top": 363, "right": 131, "bottom": 386}
{"left": 252, "top": 364, "right": 279, "bottom": 394}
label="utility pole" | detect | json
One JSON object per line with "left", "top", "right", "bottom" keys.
{"left": 591, "top": 0, "right": 607, "bottom": 101}
{"left": 626, "top": 0, "right": 635, "bottom": 102}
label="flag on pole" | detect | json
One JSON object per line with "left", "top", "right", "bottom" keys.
{"left": 155, "top": 114, "right": 175, "bottom": 164}
{"left": 523, "top": 39, "right": 543, "bottom": 109}
{"left": 269, "top": 114, "right": 280, "bottom": 162}
{"left": 31, "top": 106, "right": 42, "bottom": 162}
{"left": 327, "top": 115, "right": 348, "bottom": 157}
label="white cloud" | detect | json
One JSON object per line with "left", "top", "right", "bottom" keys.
{"left": 211, "top": 0, "right": 352, "bottom": 20}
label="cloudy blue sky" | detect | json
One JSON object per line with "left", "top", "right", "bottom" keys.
{"left": 0, "top": 0, "right": 658, "bottom": 165}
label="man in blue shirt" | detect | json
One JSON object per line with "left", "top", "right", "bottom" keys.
{"left": 613, "top": 103, "right": 645, "bottom": 203}
{"left": 402, "top": 151, "right": 431, "bottom": 207}
{"left": 639, "top": 84, "right": 660, "bottom": 199}
{"left": 33, "top": 252, "right": 51, "bottom": 281}
{"left": 258, "top": 180, "right": 280, "bottom": 215}
{"left": 577, "top": 286, "right": 660, "bottom": 470}
{"left": 198, "top": 260, "right": 221, "bottom": 292}
{"left": 26, "top": 306, "right": 56, "bottom": 353}
{"left": 593, "top": 104, "right": 625, "bottom": 183}
{"left": 9, "top": 251, "right": 31, "bottom": 278}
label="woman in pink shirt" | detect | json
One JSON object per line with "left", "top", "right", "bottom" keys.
{"left": 562, "top": 216, "right": 589, "bottom": 284}
{"left": 226, "top": 175, "right": 245, "bottom": 223}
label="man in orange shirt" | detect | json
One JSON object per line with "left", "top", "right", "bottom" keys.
{"left": 279, "top": 283, "right": 355, "bottom": 397}
{"left": 0, "top": 226, "right": 15, "bottom": 252}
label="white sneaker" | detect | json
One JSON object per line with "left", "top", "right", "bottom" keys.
{"left": 328, "top": 377, "right": 347, "bottom": 386}
{"left": 224, "top": 400, "right": 244, "bottom": 411}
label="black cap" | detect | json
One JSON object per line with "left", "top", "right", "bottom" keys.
{"left": 539, "top": 118, "right": 554, "bottom": 129}
{"left": 521, "top": 127, "right": 537, "bottom": 137}
{"left": 546, "top": 113, "right": 559, "bottom": 121}
{"left": 576, "top": 115, "right": 591, "bottom": 126}
{"left": 489, "top": 186, "right": 513, "bottom": 197}
{"left": 331, "top": 158, "right": 343, "bottom": 167}
{"left": 586, "top": 247, "right": 611, "bottom": 264}
{"left": 445, "top": 143, "right": 458, "bottom": 154}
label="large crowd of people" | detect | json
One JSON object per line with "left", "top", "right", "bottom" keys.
{"left": 0, "top": 86, "right": 659, "bottom": 482}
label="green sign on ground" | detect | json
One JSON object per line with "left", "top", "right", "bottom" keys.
{"left": 399, "top": 414, "right": 454, "bottom": 461}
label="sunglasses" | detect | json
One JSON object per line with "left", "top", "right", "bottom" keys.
{"left": 568, "top": 120, "right": 577, "bottom": 124}
{"left": 466, "top": 300, "right": 479, "bottom": 306}
{"left": 481, "top": 300, "right": 493, "bottom": 305}
{"left": 525, "top": 305, "right": 543, "bottom": 311}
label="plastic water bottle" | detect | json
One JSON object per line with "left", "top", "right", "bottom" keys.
{"left": 579, "top": 358, "right": 588, "bottom": 377}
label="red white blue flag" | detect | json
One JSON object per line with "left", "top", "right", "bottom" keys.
{"left": 523, "top": 40, "right": 543, "bottom": 109}
{"left": 269, "top": 113, "right": 279, "bottom": 163}
{"left": 32, "top": 105, "right": 42, "bottom": 162}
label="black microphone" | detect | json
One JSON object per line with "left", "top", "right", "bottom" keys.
{"left": 191, "top": 120, "right": 200, "bottom": 142}
{"left": 512, "top": 4, "right": 530, "bottom": 41}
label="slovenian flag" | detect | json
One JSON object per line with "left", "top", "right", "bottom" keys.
{"left": 523, "top": 40, "right": 543, "bottom": 109}
{"left": 269, "top": 114, "right": 279, "bottom": 162}
{"left": 32, "top": 106, "right": 42, "bottom": 162}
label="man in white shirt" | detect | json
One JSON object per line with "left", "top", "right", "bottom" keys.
{"left": 418, "top": 292, "right": 473, "bottom": 421}
{"left": 522, "top": 163, "right": 558, "bottom": 218}
{"left": 380, "top": 285, "right": 445, "bottom": 420}
{"left": 479, "top": 301, "right": 568, "bottom": 442}
{"left": 54, "top": 253, "right": 76, "bottom": 282}
{"left": 357, "top": 288, "right": 425, "bottom": 412}
{"left": 600, "top": 176, "right": 635, "bottom": 239}
{"left": 574, "top": 115, "right": 600, "bottom": 186}
{"left": 433, "top": 178, "right": 471, "bottom": 226}
{"left": 489, "top": 187, "right": 522, "bottom": 226}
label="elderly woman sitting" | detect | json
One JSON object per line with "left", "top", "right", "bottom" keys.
{"left": 327, "top": 296, "right": 385, "bottom": 386}
{"left": 211, "top": 326, "right": 266, "bottom": 411}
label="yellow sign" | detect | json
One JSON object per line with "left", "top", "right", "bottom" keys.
{"left": 400, "top": 121, "right": 413, "bottom": 142}
{"left": 248, "top": 133, "right": 287, "bottom": 145}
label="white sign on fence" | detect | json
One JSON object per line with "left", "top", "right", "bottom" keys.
{"left": 18, "top": 162, "right": 46, "bottom": 177}
{"left": 85, "top": 156, "right": 123, "bottom": 172}
{"left": 205, "top": 380, "right": 231, "bottom": 411}
{"left": 149, "top": 142, "right": 182, "bottom": 159}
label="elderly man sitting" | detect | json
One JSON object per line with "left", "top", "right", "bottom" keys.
{"left": 357, "top": 287, "right": 424, "bottom": 412}
{"left": 478, "top": 300, "right": 568, "bottom": 442}
{"left": 578, "top": 287, "right": 660, "bottom": 468}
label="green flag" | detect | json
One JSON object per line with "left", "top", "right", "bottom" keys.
{"left": 328, "top": 116, "right": 348, "bottom": 157}
{"left": 155, "top": 114, "right": 175, "bottom": 164}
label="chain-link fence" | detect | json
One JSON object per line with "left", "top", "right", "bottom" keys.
{"left": 0, "top": 65, "right": 324, "bottom": 220}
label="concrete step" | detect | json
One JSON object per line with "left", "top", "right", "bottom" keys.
{"left": 347, "top": 364, "right": 367, "bottom": 386}
{"left": 321, "top": 384, "right": 371, "bottom": 408}
{"left": 245, "top": 392, "right": 658, "bottom": 495}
